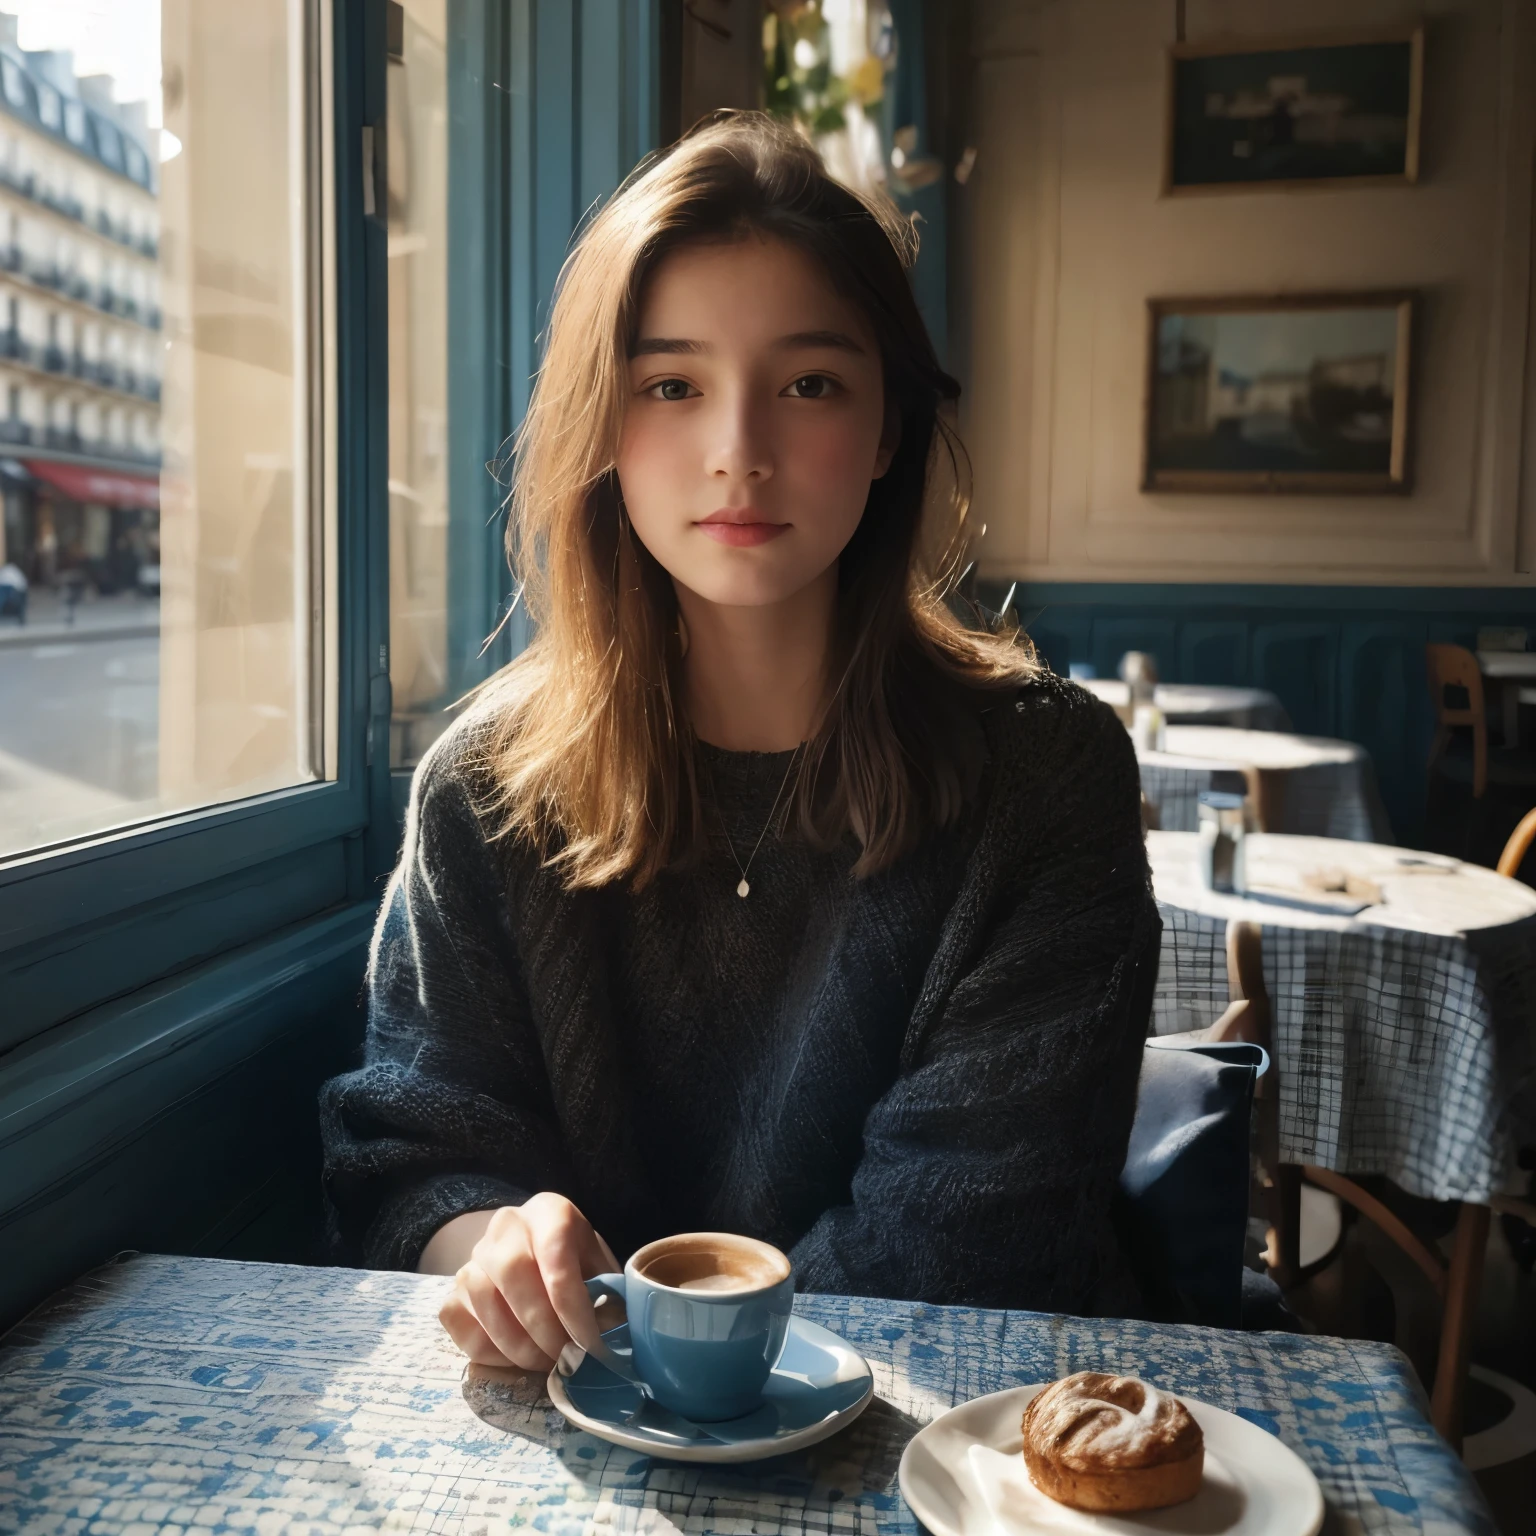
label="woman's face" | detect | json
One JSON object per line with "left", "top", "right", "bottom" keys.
{"left": 616, "top": 235, "right": 896, "bottom": 610}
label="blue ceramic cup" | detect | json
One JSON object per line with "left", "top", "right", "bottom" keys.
{"left": 583, "top": 1231, "right": 794, "bottom": 1422}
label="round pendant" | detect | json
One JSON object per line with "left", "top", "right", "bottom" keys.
{"left": 736, "top": 878, "right": 750, "bottom": 898}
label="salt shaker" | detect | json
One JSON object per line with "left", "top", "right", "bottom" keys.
{"left": 1197, "top": 790, "right": 1248, "bottom": 894}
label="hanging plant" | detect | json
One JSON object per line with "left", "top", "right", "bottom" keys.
{"left": 762, "top": 1, "right": 885, "bottom": 137}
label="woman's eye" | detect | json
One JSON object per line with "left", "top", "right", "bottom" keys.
{"left": 650, "top": 378, "right": 695, "bottom": 402}
{"left": 787, "top": 374, "right": 834, "bottom": 399}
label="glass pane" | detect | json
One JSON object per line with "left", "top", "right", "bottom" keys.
{"left": 0, "top": 0, "right": 332, "bottom": 861}
{"left": 386, "top": 0, "right": 450, "bottom": 770}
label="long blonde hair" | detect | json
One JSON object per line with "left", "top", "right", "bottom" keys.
{"left": 466, "top": 112, "right": 1038, "bottom": 889}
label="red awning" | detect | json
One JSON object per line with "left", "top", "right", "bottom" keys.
{"left": 24, "top": 459, "right": 160, "bottom": 510}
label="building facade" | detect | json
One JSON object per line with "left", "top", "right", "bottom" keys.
{"left": 0, "top": 13, "right": 160, "bottom": 597}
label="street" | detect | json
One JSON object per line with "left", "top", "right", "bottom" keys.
{"left": 0, "top": 631, "right": 159, "bottom": 857}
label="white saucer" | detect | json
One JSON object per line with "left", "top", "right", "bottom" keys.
{"left": 547, "top": 1313, "right": 874, "bottom": 1464}
{"left": 899, "top": 1384, "right": 1324, "bottom": 1536}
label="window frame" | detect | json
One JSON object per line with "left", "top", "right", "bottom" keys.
{"left": 388, "top": 0, "right": 664, "bottom": 824}
{"left": 0, "top": 0, "right": 393, "bottom": 1051}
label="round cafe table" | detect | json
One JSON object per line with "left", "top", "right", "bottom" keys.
{"left": 1082, "top": 678, "right": 1291, "bottom": 730}
{"left": 1138, "top": 724, "right": 1392, "bottom": 842}
{"left": 1148, "top": 829, "right": 1536, "bottom": 1204}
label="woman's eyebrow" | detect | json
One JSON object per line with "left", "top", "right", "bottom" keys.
{"left": 777, "top": 329, "right": 866, "bottom": 353}
{"left": 629, "top": 330, "right": 867, "bottom": 358}
{"left": 630, "top": 337, "right": 705, "bottom": 357}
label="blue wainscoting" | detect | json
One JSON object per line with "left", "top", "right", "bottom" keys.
{"left": 989, "top": 583, "right": 1536, "bottom": 846}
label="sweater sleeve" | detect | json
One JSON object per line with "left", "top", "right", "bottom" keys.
{"left": 319, "top": 732, "right": 574, "bottom": 1270}
{"left": 788, "top": 687, "right": 1159, "bottom": 1315}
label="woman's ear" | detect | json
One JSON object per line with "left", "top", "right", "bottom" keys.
{"left": 873, "top": 399, "right": 901, "bottom": 480}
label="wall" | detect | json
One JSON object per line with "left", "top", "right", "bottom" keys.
{"left": 991, "top": 581, "right": 1534, "bottom": 844}
{"left": 0, "top": 904, "right": 370, "bottom": 1327}
{"left": 956, "top": 0, "right": 1536, "bottom": 587}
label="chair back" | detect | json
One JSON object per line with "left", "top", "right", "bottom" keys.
{"left": 1425, "top": 643, "right": 1484, "bottom": 726}
{"left": 1116, "top": 1040, "right": 1267, "bottom": 1329}
{"left": 1425, "top": 643, "right": 1489, "bottom": 795}
{"left": 1499, "top": 806, "right": 1536, "bottom": 878}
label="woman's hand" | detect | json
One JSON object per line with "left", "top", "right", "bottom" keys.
{"left": 433, "top": 1194, "right": 620, "bottom": 1371}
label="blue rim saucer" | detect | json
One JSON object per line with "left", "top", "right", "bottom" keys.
{"left": 547, "top": 1313, "right": 874, "bottom": 1464}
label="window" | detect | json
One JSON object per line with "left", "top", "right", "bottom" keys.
{"left": 386, "top": 0, "right": 455, "bottom": 770}
{"left": 0, "top": 2, "right": 334, "bottom": 863}
{"left": 35, "top": 82, "right": 60, "bottom": 132}
{"left": 382, "top": 0, "right": 660, "bottom": 779}
{"left": 1, "top": 58, "right": 25, "bottom": 111}
{"left": 0, "top": 0, "right": 377, "bottom": 1056}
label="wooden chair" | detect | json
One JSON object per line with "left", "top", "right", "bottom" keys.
{"left": 1497, "top": 805, "right": 1536, "bottom": 877}
{"left": 1219, "top": 921, "right": 1489, "bottom": 1453}
{"left": 1425, "top": 644, "right": 1488, "bottom": 798}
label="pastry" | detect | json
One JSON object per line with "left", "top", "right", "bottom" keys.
{"left": 1020, "top": 1371, "right": 1204, "bottom": 1512}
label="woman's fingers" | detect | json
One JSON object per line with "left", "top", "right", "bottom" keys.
{"left": 458, "top": 1263, "right": 556, "bottom": 1372}
{"left": 439, "top": 1283, "right": 516, "bottom": 1367}
{"left": 522, "top": 1194, "right": 608, "bottom": 1357}
{"left": 434, "top": 1195, "right": 623, "bottom": 1371}
{"left": 478, "top": 1242, "right": 570, "bottom": 1365}
{"left": 591, "top": 1227, "right": 621, "bottom": 1276}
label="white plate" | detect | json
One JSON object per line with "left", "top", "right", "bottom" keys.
{"left": 899, "top": 1384, "right": 1324, "bottom": 1536}
{"left": 547, "top": 1313, "right": 874, "bottom": 1464}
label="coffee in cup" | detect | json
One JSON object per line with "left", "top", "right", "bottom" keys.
{"left": 584, "top": 1231, "right": 794, "bottom": 1421}
{"left": 635, "top": 1233, "right": 790, "bottom": 1293}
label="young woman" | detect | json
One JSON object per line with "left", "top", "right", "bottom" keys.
{"left": 321, "top": 113, "right": 1160, "bottom": 1373}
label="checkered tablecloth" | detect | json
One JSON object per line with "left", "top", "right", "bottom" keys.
{"left": 1150, "top": 831, "right": 1536, "bottom": 1203}
{"left": 0, "top": 1254, "right": 1492, "bottom": 1534}
{"left": 1140, "top": 727, "right": 1393, "bottom": 842}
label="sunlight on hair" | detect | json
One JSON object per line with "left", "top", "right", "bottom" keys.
{"left": 464, "top": 112, "right": 1038, "bottom": 890}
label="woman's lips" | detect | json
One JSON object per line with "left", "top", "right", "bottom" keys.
{"left": 694, "top": 513, "right": 790, "bottom": 547}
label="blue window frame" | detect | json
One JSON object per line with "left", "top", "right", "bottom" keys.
{"left": 0, "top": 0, "right": 666, "bottom": 1054}
{"left": 391, "top": 0, "right": 662, "bottom": 821}
{"left": 0, "top": 0, "right": 391, "bottom": 1054}
{"left": 0, "top": 0, "right": 670, "bottom": 1324}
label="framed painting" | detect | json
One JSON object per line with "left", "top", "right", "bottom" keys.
{"left": 1143, "top": 292, "right": 1417, "bottom": 495}
{"left": 1164, "top": 26, "right": 1423, "bottom": 194}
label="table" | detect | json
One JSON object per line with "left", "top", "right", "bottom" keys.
{"left": 1149, "top": 830, "right": 1536, "bottom": 1204}
{"left": 0, "top": 1254, "right": 1491, "bottom": 1535}
{"left": 1139, "top": 725, "right": 1392, "bottom": 842}
{"left": 1477, "top": 650, "right": 1536, "bottom": 747}
{"left": 1080, "top": 678, "right": 1292, "bottom": 730}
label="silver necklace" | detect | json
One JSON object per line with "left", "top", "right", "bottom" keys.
{"left": 712, "top": 747, "right": 800, "bottom": 898}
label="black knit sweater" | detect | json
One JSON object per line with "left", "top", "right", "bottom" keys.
{"left": 319, "top": 673, "right": 1161, "bottom": 1315}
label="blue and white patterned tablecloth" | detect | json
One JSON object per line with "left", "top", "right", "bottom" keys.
{"left": 0, "top": 1254, "right": 1491, "bottom": 1535}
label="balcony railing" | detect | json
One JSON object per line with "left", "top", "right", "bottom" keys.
{"left": 0, "top": 419, "right": 32, "bottom": 445}
{"left": 43, "top": 427, "right": 84, "bottom": 453}
{"left": 41, "top": 345, "right": 67, "bottom": 374}
{"left": 0, "top": 330, "right": 34, "bottom": 364}
{"left": 39, "top": 191, "right": 85, "bottom": 222}
{"left": 0, "top": 172, "right": 162, "bottom": 259}
{"left": 0, "top": 166, "right": 37, "bottom": 199}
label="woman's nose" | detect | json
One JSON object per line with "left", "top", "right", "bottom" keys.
{"left": 703, "top": 392, "right": 774, "bottom": 484}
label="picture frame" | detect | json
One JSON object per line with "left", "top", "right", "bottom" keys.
{"left": 1142, "top": 291, "right": 1417, "bottom": 495}
{"left": 1163, "top": 25, "right": 1424, "bottom": 195}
